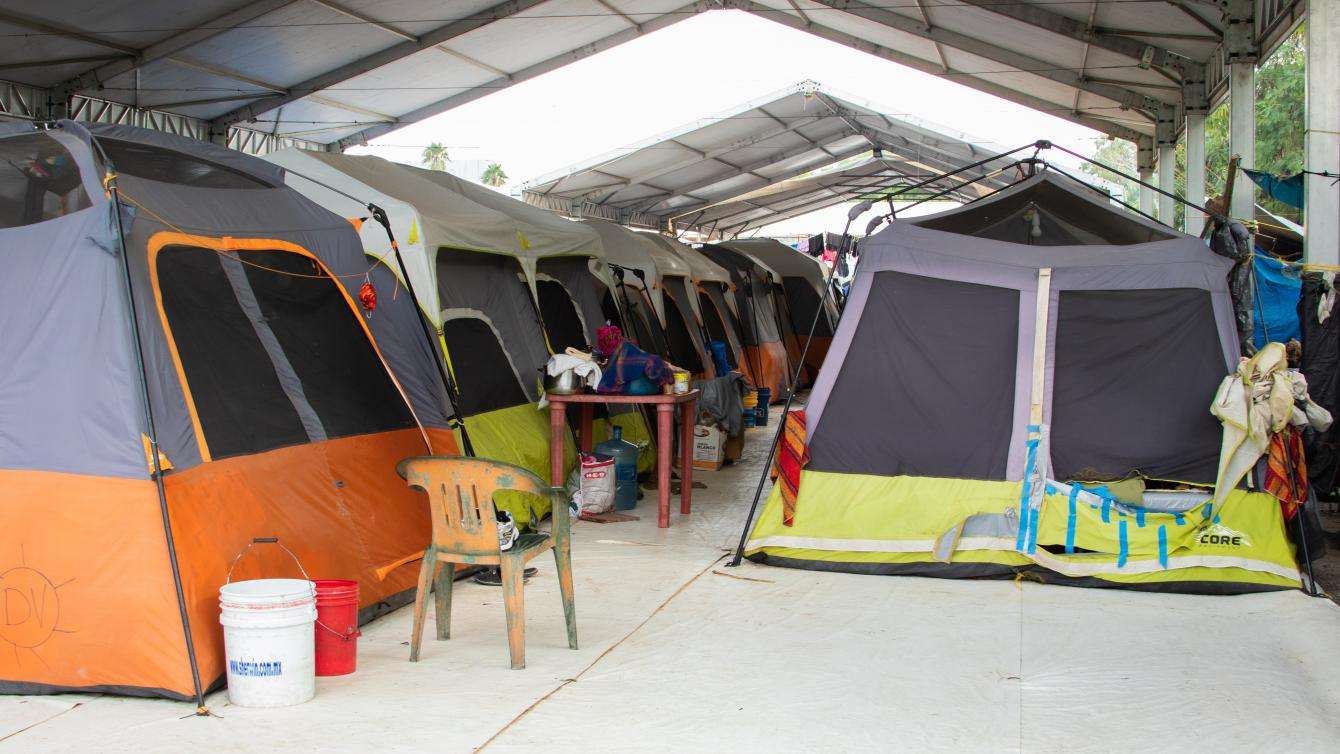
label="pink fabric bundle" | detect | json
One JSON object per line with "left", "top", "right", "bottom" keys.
{"left": 597, "top": 324, "right": 623, "bottom": 356}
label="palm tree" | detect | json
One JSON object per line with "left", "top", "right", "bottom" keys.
{"left": 420, "top": 142, "right": 449, "bottom": 171}
{"left": 481, "top": 163, "right": 508, "bottom": 187}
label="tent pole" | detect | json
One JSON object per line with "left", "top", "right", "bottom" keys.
{"left": 727, "top": 202, "right": 871, "bottom": 567}
{"left": 367, "top": 206, "right": 473, "bottom": 456}
{"left": 94, "top": 147, "right": 207, "bottom": 713}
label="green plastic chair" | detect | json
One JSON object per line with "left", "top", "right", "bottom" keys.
{"left": 396, "top": 455, "right": 576, "bottom": 669}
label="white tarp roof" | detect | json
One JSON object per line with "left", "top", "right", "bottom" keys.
{"left": 3, "top": 2, "right": 1299, "bottom": 156}
{"left": 684, "top": 154, "right": 1016, "bottom": 238}
{"left": 521, "top": 81, "right": 1016, "bottom": 235}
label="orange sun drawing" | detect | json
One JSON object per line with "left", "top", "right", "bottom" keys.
{"left": 1, "top": 546, "right": 77, "bottom": 672}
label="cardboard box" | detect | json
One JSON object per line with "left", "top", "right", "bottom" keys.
{"left": 692, "top": 424, "right": 724, "bottom": 470}
{"left": 723, "top": 431, "right": 744, "bottom": 462}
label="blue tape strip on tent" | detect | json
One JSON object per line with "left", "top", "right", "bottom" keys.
{"left": 1065, "top": 487, "right": 1079, "bottom": 553}
{"left": 1251, "top": 253, "right": 1302, "bottom": 349}
{"left": 1016, "top": 437, "right": 1039, "bottom": 551}
{"left": 1114, "top": 522, "right": 1125, "bottom": 570}
{"left": 1157, "top": 525, "right": 1169, "bottom": 569}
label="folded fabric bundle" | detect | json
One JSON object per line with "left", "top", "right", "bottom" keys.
{"left": 597, "top": 340, "right": 670, "bottom": 394}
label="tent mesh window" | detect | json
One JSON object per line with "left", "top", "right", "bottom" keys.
{"left": 240, "top": 251, "right": 416, "bottom": 439}
{"left": 807, "top": 271, "right": 1019, "bottom": 480}
{"left": 157, "top": 246, "right": 414, "bottom": 458}
{"left": 537, "top": 279, "right": 589, "bottom": 352}
{"left": 0, "top": 133, "right": 91, "bottom": 229}
{"left": 782, "top": 277, "right": 832, "bottom": 338}
{"left": 661, "top": 290, "right": 705, "bottom": 373}
{"left": 1050, "top": 288, "right": 1225, "bottom": 484}
{"left": 440, "top": 317, "right": 528, "bottom": 417}
{"left": 621, "top": 285, "right": 670, "bottom": 356}
{"left": 697, "top": 290, "right": 737, "bottom": 368}
{"left": 95, "top": 138, "right": 271, "bottom": 189}
{"left": 600, "top": 289, "right": 625, "bottom": 332}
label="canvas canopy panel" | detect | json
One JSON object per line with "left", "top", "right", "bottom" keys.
{"left": 745, "top": 171, "right": 1295, "bottom": 594}
{"left": 911, "top": 172, "right": 1176, "bottom": 246}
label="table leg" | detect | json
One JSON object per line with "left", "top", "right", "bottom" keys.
{"left": 679, "top": 399, "right": 694, "bottom": 515}
{"left": 579, "top": 403, "right": 594, "bottom": 453}
{"left": 656, "top": 403, "right": 673, "bottom": 528}
{"left": 549, "top": 402, "right": 566, "bottom": 489}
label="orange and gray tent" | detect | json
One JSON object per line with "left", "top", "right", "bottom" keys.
{"left": 718, "top": 238, "right": 836, "bottom": 384}
{"left": 746, "top": 171, "right": 1302, "bottom": 593}
{"left": 698, "top": 242, "right": 793, "bottom": 401}
{"left": 0, "top": 123, "right": 458, "bottom": 700}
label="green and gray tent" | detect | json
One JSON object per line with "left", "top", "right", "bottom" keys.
{"left": 746, "top": 171, "right": 1301, "bottom": 593}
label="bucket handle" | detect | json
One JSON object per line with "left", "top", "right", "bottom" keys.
{"left": 316, "top": 620, "right": 361, "bottom": 642}
{"left": 226, "top": 537, "right": 312, "bottom": 584}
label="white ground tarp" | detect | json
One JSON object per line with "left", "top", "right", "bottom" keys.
{"left": 5, "top": 426, "right": 1340, "bottom": 753}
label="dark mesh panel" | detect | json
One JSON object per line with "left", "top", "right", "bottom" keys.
{"left": 600, "top": 289, "right": 624, "bottom": 331}
{"left": 240, "top": 251, "right": 415, "bottom": 439}
{"left": 1050, "top": 289, "right": 1224, "bottom": 484}
{"left": 662, "top": 291, "right": 704, "bottom": 372}
{"left": 442, "top": 318, "right": 527, "bottom": 416}
{"left": 698, "top": 290, "right": 737, "bottom": 368}
{"left": 620, "top": 285, "right": 668, "bottom": 356}
{"left": 537, "top": 280, "right": 589, "bottom": 351}
{"left": 96, "top": 138, "right": 271, "bottom": 189}
{"left": 0, "top": 133, "right": 90, "bottom": 228}
{"left": 156, "top": 247, "right": 308, "bottom": 458}
{"left": 782, "top": 277, "right": 832, "bottom": 337}
{"left": 808, "top": 271, "right": 1019, "bottom": 479}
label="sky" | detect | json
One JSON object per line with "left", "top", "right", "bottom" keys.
{"left": 350, "top": 9, "right": 1108, "bottom": 238}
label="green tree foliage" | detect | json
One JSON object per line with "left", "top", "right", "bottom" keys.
{"left": 481, "top": 163, "right": 508, "bottom": 187}
{"left": 1080, "top": 25, "right": 1305, "bottom": 225}
{"left": 420, "top": 142, "right": 450, "bottom": 171}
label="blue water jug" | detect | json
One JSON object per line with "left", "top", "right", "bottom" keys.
{"left": 595, "top": 426, "right": 640, "bottom": 510}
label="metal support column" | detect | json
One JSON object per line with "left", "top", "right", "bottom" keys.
{"left": 1306, "top": 0, "right": 1340, "bottom": 264}
{"left": 1185, "top": 111, "right": 1208, "bottom": 236}
{"left": 1137, "top": 136, "right": 1156, "bottom": 215}
{"left": 1158, "top": 145, "right": 1177, "bottom": 225}
{"left": 1225, "top": 0, "right": 1258, "bottom": 221}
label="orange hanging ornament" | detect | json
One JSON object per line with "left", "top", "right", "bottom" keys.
{"left": 358, "top": 278, "right": 377, "bottom": 316}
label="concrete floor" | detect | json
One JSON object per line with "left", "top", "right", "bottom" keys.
{"left": 5, "top": 427, "right": 1340, "bottom": 753}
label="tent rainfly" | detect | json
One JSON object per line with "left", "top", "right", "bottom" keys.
{"left": 0, "top": 122, "right": 460, "bottom": 701}
{"left": 746, "top": 171, "right": 1301, "bottom": 594}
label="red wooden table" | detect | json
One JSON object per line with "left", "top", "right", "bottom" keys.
{"left": 546, "top": 390, "right": 699, "bottom": 528}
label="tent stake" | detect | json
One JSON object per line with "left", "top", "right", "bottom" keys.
{"left": 94, "top": 140, "right": 207, "bottom": 713}
{"left": 727, "top": 201, "right": 872, "bottom": 567}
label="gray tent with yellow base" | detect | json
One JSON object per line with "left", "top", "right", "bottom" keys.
{"left": 746, "top": 172, "right": 1301, "bottom": 593}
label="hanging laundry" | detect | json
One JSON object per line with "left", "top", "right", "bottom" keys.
{"left": 1210, "top": 343, "right": 1333, "bottom": 507}
{"left": 1264, "top": 426, "right": 1308, "bottom": 519}
{"left": 772, "top": 409, "right": 810, "bottom": 527}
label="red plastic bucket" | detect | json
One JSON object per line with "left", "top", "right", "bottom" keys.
{"left": 313, "top": 579, "right": 360, "bottom": 676}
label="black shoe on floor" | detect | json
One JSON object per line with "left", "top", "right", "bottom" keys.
{"left": 471, "top": 567, "right": 538, "bottom": 586}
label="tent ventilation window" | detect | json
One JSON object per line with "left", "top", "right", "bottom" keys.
{"left": 156, "top": 245, "right": 414, "bottom": 459}
{"left": 97, "top": 138, "right": 272, "bottom": 189}
{"left": 0, "top": 133, "right": 91, "bottom": 228}
{"left": 440, "top": 316, "right": 529, "bottom": 417}
{"left": 537, "top": 279, "right": 589, "bottom": 352}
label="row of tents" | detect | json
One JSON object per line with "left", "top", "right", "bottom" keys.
{"left": 0, "top": 121, "right": 833, "bottom": 702}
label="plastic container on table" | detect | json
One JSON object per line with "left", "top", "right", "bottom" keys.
{"left": 595, "top": 426, "right": 640, "bottom": 510}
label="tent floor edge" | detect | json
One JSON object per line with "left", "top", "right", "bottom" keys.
{"left": 745, "top": 552, "right": 1296, "bottom": 595}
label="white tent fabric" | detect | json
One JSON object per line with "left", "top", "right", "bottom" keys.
{"left": 265, "top": 149, "right": 604, "bottom": 320}
{"left": 584, "top": 219, "right": 673, "bottom": 318}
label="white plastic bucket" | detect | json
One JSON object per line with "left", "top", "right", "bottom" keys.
{"left": 219, "top": 578, "right": 317, "bottom": 708}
